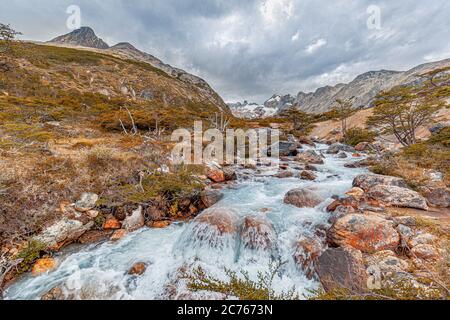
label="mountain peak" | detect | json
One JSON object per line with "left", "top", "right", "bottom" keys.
{"left": 110, "top": 42, "right": 138, "bottom": 51}
{"left": 49, "top": 27, "right": 109, "bottom": 49}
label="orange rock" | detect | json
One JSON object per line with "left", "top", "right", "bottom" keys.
{"left": 103, "top": 217, "right": 121, "bottom": 230}
{"left": 150, "top": 221, "right": 172, "bottom": 229}
{"left": 32, "top": 258, "right": 56, "bottom": 276}
{"left": 207, "top": 168, "right": 225, "bottom": 183}
{"left": 352, "top": 153, "right": 362, "bottom": 158}
{"left": 110, "top": 229, "right": 128, "bottom": 241}
{"left": 128, "top": 262, "right": 147, "bottom": 276}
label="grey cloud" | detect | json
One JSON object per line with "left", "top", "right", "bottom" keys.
{"left": 1, "top": 0, "right": 449, "bottom": 103}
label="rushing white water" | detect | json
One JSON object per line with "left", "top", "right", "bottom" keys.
{"left": 5, "top": 145, "right": 367, "bottom": 300}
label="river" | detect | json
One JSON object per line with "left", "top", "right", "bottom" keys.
{"left": 5, "top": 144, "right": 367, "bottom": 300}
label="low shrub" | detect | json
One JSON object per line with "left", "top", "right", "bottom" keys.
{"left": 343, "top": 128, "right": 376, "bottom": 146}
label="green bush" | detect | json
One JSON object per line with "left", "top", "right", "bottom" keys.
{"left": 343, "top": 128, "right": 376, "bottom": 146}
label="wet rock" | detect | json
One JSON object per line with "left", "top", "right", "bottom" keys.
{"left": 284, "top": 187, "right": 325, "bottom": 208}
{"left": 315, "top": 247, "right": 367, "bottom": 293}
{"left": 41, "top": 287, "right": 64, "bottom": 300}
{"left": 148, "top": 220, "right": 172, "bottom": 228}
{"left": 298, "top": 136, "right": 316, "bottom": 147}
{"left": 299, "top": 170, "right": 317, "bottom": 181}
{"left": 337, "top": 151, "right": 348, "bottom": 159}
{"left": 279, "top": 142, "right": 300, "bottom": 156}
{"left": 418, "top": 186, "right": 450, "bottom": 208}
{"left": 34, "top": 218, "right": 94, "bottom": 248}
{"left": 411, "top": 244, "right": 439, "bottom": 260}
{"left": 274, "top": 170, "right": 294, "bottom": 178}
{"left": 367, "top": 185, "right": 428, "bottom": 211}
{"left": 296, "top": 150, "right": 324, "bottom": 165}
{"left": 239, "top": 216, "right": 277, "bottom": 251}
{"left": 222, "top": 167, "right": 237, "bottom": 181}
{"left": 207, "top": 167, "right": 225, "bottom": 183}
{"left": 86, "top": 210, "right": 99, "bottom": 219}
{"left": 128, "top": 262, "right": 147, "bottom": 276}
{"left": 32, "top": 258, "right": 56, "bottom": 276}
{"left": 194, "top": 208, "right": 239, "bottom": 239}
{"left": 327, "top": 214, "right": 400, "bottom": 253}
{"left": 78, "top": 230, "right": 112, "bottom": 244}
{"left": 344, "top": 158, "right": 377, "bottom": 168}
{"left": 74, "top": 193, "right": 99, "bottom": 212}
{"left": 103, "top": 217, "right": 122, "bottom": 230}
{"left": 201, "top": 189, "right": 224, "bottom": 208}
{"left": 293, "top": 235, "right": 324, "bottom": 279}
{"left": 305, "top": 164, "right": 318, "bottom": 172}
{"left": 353, "top": 173, "right": 409, "bottom": 192}
{"left": 326, "top": 196, "right": 359, "bottom": 213}
{"left": 122, "top": 206, "right": 145, "bottom": 231}
{"left": 110, "top": 229, "right": 128, "bottom": 241}
{"left": 326, "top": 143, "right": 355, "bottom": 155}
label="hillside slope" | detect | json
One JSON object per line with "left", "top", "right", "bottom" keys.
{"left": 49, "top": 27, "right": 227, "bottom": 110}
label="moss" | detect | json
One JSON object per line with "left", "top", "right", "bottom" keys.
{"left": 16, "top": 239, "right": 47, "bottom": 274}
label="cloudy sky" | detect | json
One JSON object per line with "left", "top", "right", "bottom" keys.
{"left": 2, "top": 0, "right": 450, "bottom": 103}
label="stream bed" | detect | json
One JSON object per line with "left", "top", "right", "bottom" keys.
{"left": 5, "top": 144, "right": 367, "bottom": 300}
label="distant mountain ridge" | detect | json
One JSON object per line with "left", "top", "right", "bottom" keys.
{"left": 231, "top": 59, "right": 450, "bottom": 118}
{"left": 49, "top": 27, "right": 227, "bottom": 110}
{"left": 288, "top": 59, "right": 450, "bottom": 114}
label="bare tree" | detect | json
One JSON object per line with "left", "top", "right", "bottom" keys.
{"left": 332, "top": 97, "right": 357, "bottom": 137}
{"left": 208, "top": 112, "right": 230, "bottom": 133}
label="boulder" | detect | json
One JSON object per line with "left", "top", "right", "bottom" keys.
{"left": 418, "top": 186, "right": 450, "bottom": 208}
{"left": 297, "top": 136, "right": 316, "bottom": 147}
{"left": 284, "top": 187, "right": 325, "bottom": 208}
{"left": 279, "top": 142, "right": 300, "bottom": 156}
{"left": 207, "top": 168, "right": 225, "bottom": 183}
{"left": 429, "top": 122, "right": 449, "bottom": 135}
{"left": 411, "top": 244, "right": 439, "bottom": 260}
{"left": 200, "top": 189, "right": 224, "bottom": 208}
{"left": 353, "top": 173, "right": 409, "bottom": 192}
{"left": 337, "top": 152, "right": 348, "bottom": 159}
{"left": 315, "top": 247, "right": 367, "bottom": 293}
{"left": 274, "top": 170, "right": 294, "bottom": 179}
{"left": 296, "top": 150, "right": 324, "bottom": 165}
{"left": 326, "top": 143, "right": 355, "bottom": 155}
{"left": 366, "top": 250, "right": 409, "bottom": 273}
{"left": 122, "top": 206, "right": 145, "bottom": 231}
{"left": 222, "top": 167, "right": 237, "bottom": 181}
{"left": 74, "top": 193, "right": 99, "bottom": 212}
{"left": 144, "top": 206, "right": 166, "bottom": 221}
{"left": 408, "top": 233, "right": 437, "bottom": 247}
{"left": 393, "top": 216, "right": 417, "bottom": 227}
{"left": 34, "top": 218, "right": 94, "bottom": 248}
{"left": 327, "top": 214, "right": 400, "bottom": 253}
{"left": 293, "top": 235, "right": 324, "bottom": 279}
{"left": 103, "top": 217, "right": 122, "bottom": 230}
{"left": 128, "top": 262, "right": 147, "bottom": 276}
{"left": 110, "top": 229, "right": 128, "bottom": 241}
{"left": 367, "top": 185, "right": 428, "bottom": 210}
{"left": 326, "top": 196, "right": 359, "bottom": 213}
{"left": 299, "top": 170, "right": 317, "bottom": 181}
{"left": 78, "top": 230, "right": 112, "bottom": 244}
{"left": 32, "top": 258, "right": 56, "bottom": 276}
{"left": 239, "top": 216, "right": 277, "bottom": 251}
{"left": 344, "top": 158, "right": 377, "bottom": 168}
{"left": 192, "top": 208, "right": 238, "bottom": 248}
